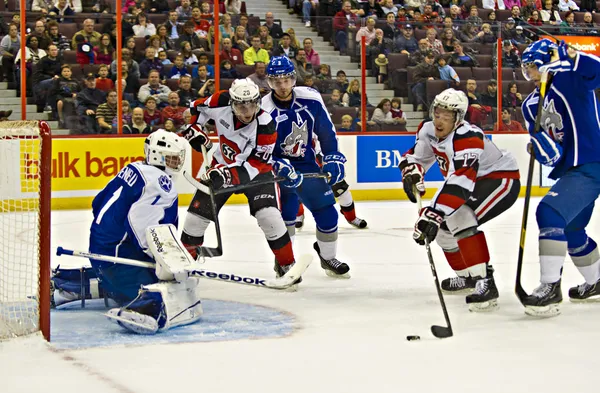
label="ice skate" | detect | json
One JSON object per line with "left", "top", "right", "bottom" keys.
{"left": 313, "top": 242, "right": 350, "bottom": 278}
{"left": 274, "top": 260, "right": 303, "bottom": 286}
{"left": 523, "top": 280, "right": 562, "bottom": 317}
{"left": 346, "top": 216, "right": 368, "bottom": 229}
{"left": 569, "top": 278, "right": 600, "bottom": 302}
{"left": 340, "top": 203, "right": 367, "bottom": 229}
{"left": 465, "top": 266, "right": 499, "bottom": 312}
{"left": 441, "top": 275, "right": 477, "bottom": 294}
{"left": 295, "top": 213, "right": 305, "bottom": 229}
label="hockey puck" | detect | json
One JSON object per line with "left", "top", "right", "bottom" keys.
{"left": 406, "top": 335, "right": 421, "bottom": 341}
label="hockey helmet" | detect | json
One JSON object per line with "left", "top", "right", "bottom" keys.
{"left": 430, "top": 88, "right": 469, "bottom": 130}
{"left": 144, "top": 129, "right": 187, "bottom": 175}
{"left": 229, "top": 78, "right": 261, "bottom": 124}
{"left": 266, "top": 56, "right": 297, "bottom": 89}
{"left": 521, "top": 38, "right": 557, "bottom": 81}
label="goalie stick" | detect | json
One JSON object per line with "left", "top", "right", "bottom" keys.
{"left": 415, "top": 192, "right": 453, "bottom": 339}
{"left": 56, "top": 247, "right": 312, "bottom": 290}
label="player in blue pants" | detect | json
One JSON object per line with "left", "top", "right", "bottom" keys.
{"left": 520, "top": 39, "right": 600, "bottom": 317}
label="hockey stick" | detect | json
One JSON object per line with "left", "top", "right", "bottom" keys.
{"left": 194, "top": 145, "right": 223, "bottom": 258}
{"left": 56, "top": 247, "right": 311, "bottom": 290}
{"left": 515, "top": 70, "right": 552, "bottom": 304}
{"left": 415, "top": 192, "right": 453, "bottom": 339}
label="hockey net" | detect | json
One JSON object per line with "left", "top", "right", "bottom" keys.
{"left": 0, "top": 121, "right": 51, "bottom": 341}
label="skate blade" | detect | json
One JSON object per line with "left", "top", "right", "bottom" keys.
{"left": 524, "top": 303, "right": 561, "bottom": 318}
{"left": 468, "top": 299, "right": 499, "bottom": 312}
{"left": 569, "top": 295, "right": 600, "bottom": 303}
{"left": 442, "top": 288, "right": 475, "bottom": 295}
{"left": 324, "top": 270, "right": 351, "bottom": 279}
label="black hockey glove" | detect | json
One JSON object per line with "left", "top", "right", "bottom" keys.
{"left": 205, "top": 166, "right": 233, "bottom": 189}
{"left": 399, "top": 159, "right": 425, "bottom": 204}
{"left": 181, "top": 124, "right": 213, "bottom": 152}
{"left": 413, "top": 207, "right": 444, "bottom": 245}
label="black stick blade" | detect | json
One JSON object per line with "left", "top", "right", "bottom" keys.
{"left": 198, "top": 246, "right": 223, "bottom": 258}
{"left": 431, "top": 325, "right": 453, "bottom": 339}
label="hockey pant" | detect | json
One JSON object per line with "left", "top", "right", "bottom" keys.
{"left": 536, "top": 162, "right": 600, "bottom": 284}
{"left": 182, "top": 174, "right": 295, "bottom": 265}
{"left": 436, "top": 176, "right": 520, "bottom": 278}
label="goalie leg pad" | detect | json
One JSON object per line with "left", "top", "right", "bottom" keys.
{"left": 146, "top": 224, "right": 203, "bottom": 282}
{"left": 142, "top": 278, "right": 203, "bottom": 331}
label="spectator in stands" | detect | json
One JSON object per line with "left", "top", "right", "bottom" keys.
{"left": 53, "top": 64, "right": 78, "bottom": 125}
{"left": 181, "top": 41, "right": 199, "bottom": 65}
{"left": 30, "top": 19, "right": 51, "bottom": 50}
{"left": 381, "top": 0, "right": 399, "bottom": 16}
{"left": 437, "top": 55, "right": 459, "bottom": 87}
{"left": 158, "top": 50, "right": 171, "bottom": 65}
{"left": 483, "top": 0, "right": 507, "bottom": 9}
{"left": 457, "top": 23, "right": 478, "bottom": 42}
{"left": 95, "top": 65, "right": 114, "bottom": 92}
{"left": 139, "top": 47, "right": 165, "bottom": 78}
{"left": 301, "top": 0, "right": 316, "bottom": 27}
{"left": 191, "top": 7, "right": 210, "bottom": 37}
{"left": 163, "top": 118, "right": 178, "bottom": 132}
{"left": 149, "top": 0, "right": 169, "bottom": 13}
{"left": 69, "top": 0, "right": 83, "bottom": 12}
{"left": 238, "top": 14, "right": 253, "bottom": 37}
{"left": 249, "top": 61, "right": 270, "bottom": 95}
{"left": 122, "top": 14, "right": 136, "bottom": 39}
{"left": 15, "top": 36, "right": 46, "bottom": 80}
{"left": 287, "top": 28, "right": 301, "bottom": 50}
{"left": 371, "top": 98, "right": 405, "bottom": 126}
{"left": 180, "top": 109, "right": 192, "bottom": 132}
{"left": 45, "top": 21, "right": 70, "bottom": 53}
{"left": 156, "top": 25, "right": 176, "bottom": 51}
{"left": 166, "top": 11, "right": 181, "bottom": 41}
{"left": 411, "top": 51, "right": 439, "bottom": 111}
{"left": 177, "top": 75, "right": 198, "bottom": 107}
{"left": 272, "top": 33, "right": 296, "bottom": 59}
{"left": 72, "top": 19, "right": 102, "bottom": 49}
{"left": 220, "top": 38, "right": 243, "bottom": 66}
{"left": 333, "top": 70, "right": 349, "bottom": 94}
{"left": 1, "top": 24, "right": 21, "bottom": 83}
{"left": 508, "top": 3, "right": 522, "bottom": 17}
{"left": 503, "top": 81, "right": 523, "bottom": 109}
{"left": 124, "top": 107, "right": 152, "bottom": 134}
{"left": 448, "top": 5, "right": 463, "bottom": 22}
{"left": 334, "top": 1, "right": 359, "bottom": 55}
{"left": 558, "top": 0, "right": 580, "bottom": 11}
{"left": 196, "top": 53, "right": 214, "bottom": 78}
{"left": 32, "top": 0, "right": 56, "bottom": 13}
{"left": 338, "top": 114, "right": 356, "bottom": 132}
{"left": 226, "top": 0, "right": 242, "bottom": 15}
{"left": 495, "top": 108, "right": 525, "bottom": 131}
{"left": 218, "top": 14, "right": 235, "bottom": 40}
{"left": 356, "top": 18, "right": 378, "bottom": 46}
{"left": 513, "top": 25, "right": 532, "bottom": 43}
{"left": 169, "top": 55, "right": 189, "bottom": 79}
{"left": 560, "top": 11, "right": 578, "bottom": 34}
{"left": 343, "top": 79, "right": 363, "bottom": 107}
{"left": 465, "top": 5, "right": 483, "bottom": 26}
{"left": 300, "top": 38, "right": 319, "bottom": 69}
{"left": 257, "top": 26, "right": 274, "bottom": 52}
{"left": 49, "top": 0, "right": 75, "bottom": 23}
{"left": 528, "top": 10, "right": 543, "bottom": 26}
{"left": 368, "top": 28, "right": 392, "bottom": 63}
{"left": 220, "top": 59, "right": 241, "bottom": 79}
{"left": 244, "top": 35, "right": 270, "bottom": 65}
{"left": 502, "top": 18, "right": 518, "bottom": 40}
{"left": 162, "top": 92, "right": 186, "bottom": 126}
{"left": 93, "top": 34, "right": 114, "bottom": 65}
{"left": 325, "top": 89, "right": 347, "bottom": 113}
{"left": 292, "top": 49, "right": 315, "bottom": 84}
{"left": 425, "top": 28, "right": 444, "bottom": 54}
{"left": 421, "top": 3, "right": 443, "bottom": 28}
{"left": 176, "top": 0, "right": 192, "bottom": 19}
{"left": 390, "top": 97, "right": 406, "bottom": 121}
{"left": 198, "top": 78, "right": 216, "bottom": 98}
{"left": 133, "top": 13, "right": 157, "bottom": 38}
{"left": 233, "top": 26, "right": 250, "bottom": 52}
{"left": 440, "top": 28, "right": 457, "bottom": 52}
{"left": 409, "top": 39, "right": 433, "bottom": 66}
{"left": 96, "top": 90, "right": 118, "bottom": 134}
{"left": 480, "top": 79, "right": 498, "bottom": 109}
{"left": 474, "top": 23, "right": 496, "bottom": 44}
{"left": 448, "top": 41, "right": 478, "bottom": 67}
{"left": 500, "top": 40, "right": 520, "bottom": 68}
{"left": 111, "top": 48, "right": 140, "bottom": 79}
{"left": 582, "top": 12, "right": 599, "bottom": 35}
{"left": 119, "top": 66, "right": 141, "bottom": 107}
{"left": 580, "top": 0, "right": 599, "bottom": 12}
{"left": 382, "top": 13, "right": 400, "bottom": 41}
{"left": 143, "top": 96, "right": 163, "bottom": 126}
{"left": 179, "top": 21, "right": 209, "bottom": 51}
{"left": 358, "top": 0, "right": 385, "bottom": 19}
{"left": 191, "top": 64, "right": 209, "bottom": 90}
{"left": 264, "top": 12, "right": 284, "bottom": 39}
{"left": 540, "top": 0, "right": 562, "bottom": 25}
{"left": 396, "top": 25, "right": 418, "bottom": 55}
{"left": 465, "top": 78, "right": 491, "bottom": 127}
{"left": 302, "top": 74, "right": 316, "bottom": 89}
{"left": 317, "top": 64, "right": 332, "bottom": 80}
{"left": 75, "top": 74, "right": 106, "bottom": 134}
{"left": 138, "top": 69, "right": 171, "bottom": 107}
{"left": 33, "top": 44, "right": 60, "bottom": 111}
{"left": 521, "top": 0, "right": 538, "bottom": 18}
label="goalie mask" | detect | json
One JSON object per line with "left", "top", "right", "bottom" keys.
{"left": 144, "top": 129, "right": 188, "bottom": 176}
{"left": 229, "top": 78, "right": 261, "bottom": 124}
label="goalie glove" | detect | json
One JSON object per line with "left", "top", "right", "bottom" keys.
{"left": 322, "top": 152, "right": 346, "bottom": 185}
{"left": 202, "top": 164, "right": 233, "bottom": 189}
{"left": 272, "top": 157, "right": 303, "bottom": 188}
{"left": 181, "top": 124, "right": 213, "bottom": 152}
{"left": 530, "top": 131, "right": 562, "bottom": 167}
{"left": 399, "top": 158, "right": 425, "bottom": 204}
{"left": 413, "top": 207, "right": 444, "bottom": 245}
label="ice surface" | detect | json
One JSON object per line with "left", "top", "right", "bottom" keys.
{"left": 2, "top": 199, "right": 600, "bottom": 393}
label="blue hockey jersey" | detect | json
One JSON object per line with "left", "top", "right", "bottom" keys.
{"left": 522, "top": 51, "right": 600, "bottom": 179}
{"left": 261, "top": 86, "right": 338, "bottom": 170}
{"left": 90, "top": 161, "right": 179, "bottom": 261}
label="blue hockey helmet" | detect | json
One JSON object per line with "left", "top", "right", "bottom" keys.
{"left": 266, "top": 56, "right": 297, "bottom": 90}
{"left": 521, "top": 38, "right": 557, "bottom": 81}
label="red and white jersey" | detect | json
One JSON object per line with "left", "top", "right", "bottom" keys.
{"left": 190, "top": 91, "right": 276, "bottom": 185}
{"left": 403, "top": 121, "right": 519, "bottom": 216}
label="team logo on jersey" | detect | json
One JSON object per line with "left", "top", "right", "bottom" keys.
{"left": 158, "top": 175, "right": 172, "bottom": 193}
{"left": 281, "top": 121, "right": 308, "bottom": 158}
{"left": 219, "top": 135, "right": 242, "bottom": 164}
{"left": 541, "top": 99, "right": 564, "bottom": 142}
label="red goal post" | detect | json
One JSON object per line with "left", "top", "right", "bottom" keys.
{"left": 0, "top": 121, "right": 51, "bottom": 341}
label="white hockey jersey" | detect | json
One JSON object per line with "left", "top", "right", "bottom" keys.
{"left": 403, "top": 121, "right": 519, "bottom": 216}
{"left": 190, "top": 91, "right": 277, "bottom": 184}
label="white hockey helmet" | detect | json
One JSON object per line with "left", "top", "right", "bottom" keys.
{"left": 229, "top": 78, "right": 261, "bottom": 124}
{"left": 430, "top": 88, "right": 469, "bottom": 129}
{"left": 144, "top": 129, "right": 188, "bottom": 175}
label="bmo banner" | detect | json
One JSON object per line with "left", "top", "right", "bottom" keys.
{"left": 356, "top": 135, "right": 444, "bottom": 183}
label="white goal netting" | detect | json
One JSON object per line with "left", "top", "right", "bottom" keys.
{"left": 0, "top": 121, "right": 48, "bottom": 340}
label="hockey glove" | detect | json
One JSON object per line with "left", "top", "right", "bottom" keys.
{"left": 540, "top": 41, "right": 575, "bottom": 74}
{"left": 322, "top": 152, "right": 347, "bottom": 185}
{"left": 181, "top": 124, "right": 213, "bottom": 152}
{"left": 272, "top": 157, "right": 303, "bottom": 188}
{"left": 530, "top": 131, "right": 562, "bottom": 167}
{"left": 204, "top": 165, "right": 233, "bottom": 189}
{"left": 413, "top": 207, "right": 445, "bottom": 245}
{"left": 399, "top": 159, "right": 425, "bottom": 204}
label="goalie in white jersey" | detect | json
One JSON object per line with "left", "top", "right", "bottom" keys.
{"left": 400, "top": 89, "right": 520, "bottom": 311}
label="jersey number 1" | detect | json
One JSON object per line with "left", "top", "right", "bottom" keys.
{"left": 95, "top": 186, "right": 123, "bottom": 225}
